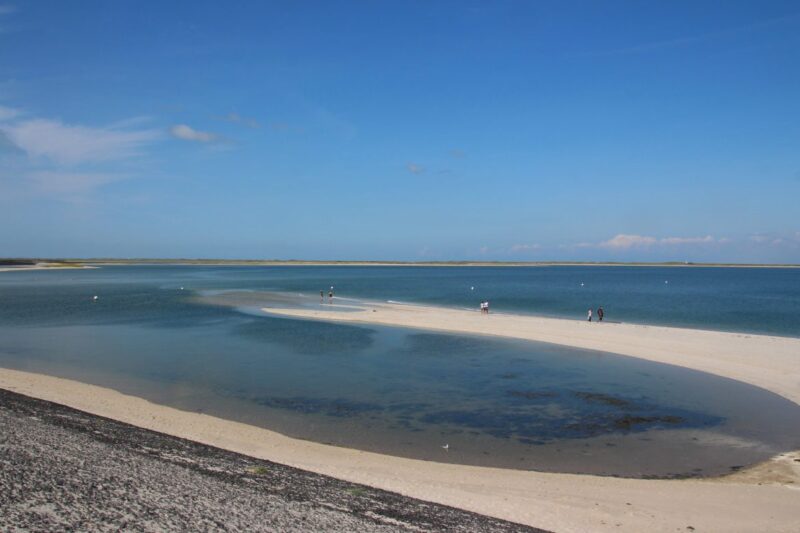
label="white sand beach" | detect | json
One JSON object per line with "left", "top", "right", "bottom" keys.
{"left": 2, "top": 302, "right": 799, "bottom": 532}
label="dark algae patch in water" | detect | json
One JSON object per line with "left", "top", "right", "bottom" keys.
{"left": 419, "top": 390, "right": 717, "bottom": 442}
{"left": 249, "top": 395, "right": 384, "bottom": 418}
{"left": 574, "top": 391, "right": 632, "bottom": 407}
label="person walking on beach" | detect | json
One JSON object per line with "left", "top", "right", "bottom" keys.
{"left": 587, "top": 308, "right": 592, "bottom": 322}
{"left": 328, "top": 289, "right": 334, "bottom": 303}
{"left": 597, "top": 306, "right": 604, "bottom": 322}
{"left": 484, "top": 301, "right": 490, "bottom": 314}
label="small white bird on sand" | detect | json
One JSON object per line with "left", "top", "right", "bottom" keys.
{"left": 441, "top": 444, "right": 449, "bottom": 451}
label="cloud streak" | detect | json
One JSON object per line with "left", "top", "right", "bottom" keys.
{"left": 510, "top": 243, "right": 541, "bottom": 252}
{"left": 169, "top": 124, "right": 218, "bottom": 143}
{"left": 579, "top": 12, "right": 800, "bottom": 58}
{"left": 219, "top": 112, "right": 259, "bottom": 128}
{"left": 0, "top": 104, "right": 21, "bottom": 121}
{"left": 406, "top": 162, "right": 424, "bottom": 175}
{"left": 1, "top": 118, "right": 161, "bottom": 165}
{"left": 575, "top": 234, "right": 720, "bottom": 250}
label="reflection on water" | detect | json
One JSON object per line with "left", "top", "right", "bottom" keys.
{"left": 0, "top": 267, "right": 799, "bottom": 478}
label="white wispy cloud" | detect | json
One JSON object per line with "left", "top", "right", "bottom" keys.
{"left": 0, "top": 4, "right": 18, "bottom": 34}
{"left": 407, "top": 162, "right": 424, "bottom": 175}
{"left": 0, "top": 104, "right": 21, "bottom": 121}
{"left": 1, "top": 118, "right": 161, "bottom": 165}
{"left": 579, "top": 12, "right": 800, "bottom": 58}
{"left": 219, "top": 112, "right": 259, "bottom": 129}
{"left": 659, "top": 235, "right": 715, "bottom": 245}
{"left": 510, "top": 243, "right": 541, "bottom": 252}
{"left": 749, "top": 233, "right": 800, "bottom": 247}
{"left": 169, "top": 124, "right": 218, "bottom": 143}
{"left": 578, "top": 234, "right": 720, "bottom": 250}
{"left": 597, "top": 234, "right": 658, "bottom": 249}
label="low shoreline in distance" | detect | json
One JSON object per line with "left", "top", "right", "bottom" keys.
{"left": 2, "top": 258, "right": 799, "bottom": 268}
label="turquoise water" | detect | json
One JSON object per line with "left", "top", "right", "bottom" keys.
{"left": 1, "top": 265, "right": 799, "bottom": 477}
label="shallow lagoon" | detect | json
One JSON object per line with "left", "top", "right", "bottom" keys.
{"left": 1, "top": 266, "right": 799, "bottom": 477}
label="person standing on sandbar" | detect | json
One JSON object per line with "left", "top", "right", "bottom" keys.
{"left": 597, "top": 306, "right": 604, "bottom": 322}
{"left": 587, "top": 308, "right": 592, "bottom": 322}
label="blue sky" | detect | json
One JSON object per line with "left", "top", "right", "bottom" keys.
{"left": 1, "top": 1, "right": 798, "bottom": 262}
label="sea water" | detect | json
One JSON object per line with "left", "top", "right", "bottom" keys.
{"left": 0, "top": 265, "right": 798, "bottom": 477}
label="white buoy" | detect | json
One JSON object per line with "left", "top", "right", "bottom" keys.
{"left": 665, "top": 280, "right": 669, "bottom": 284}
{"left": 92, "top": 295, "right": 98, "bottom": 300}
{"left": 470, "top": 286, "right": 474, "bottom": 291}
{"left": 580, "top": 282, "right": 584, "bottom": 287}
{"left": 180, "top": 286, "right": 184, "bottom": 290}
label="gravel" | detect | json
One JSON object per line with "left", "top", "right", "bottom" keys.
{"left": 0, "top": 388, "right": 545, "bottom": 532}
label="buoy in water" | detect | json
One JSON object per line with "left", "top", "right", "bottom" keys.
{"left": 92, "top": 295, "right": 98, "bottom": 300}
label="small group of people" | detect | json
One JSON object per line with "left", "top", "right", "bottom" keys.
{"left": 587, "top": 306, "right": 604, "bottom": 322}
{"left": 479, "top": 301, "right": 490, "bottom": 314}
{"left": 320, "top": 287, "right": 334, "bottom": 303}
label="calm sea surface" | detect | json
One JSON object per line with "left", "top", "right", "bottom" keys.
{"left": 1, "top": 265, "right": 798, "bottom": 477}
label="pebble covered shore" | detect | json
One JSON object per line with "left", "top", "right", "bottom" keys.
{"left": 0, "top": 388, "right": 544, "bottom": 532}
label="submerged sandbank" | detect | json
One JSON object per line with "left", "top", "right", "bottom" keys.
{"left": 259, "top": 298, "right": 800, "bottom": 406}
{"left": 2, "top": 365, "right": 799, "bottom": 532}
